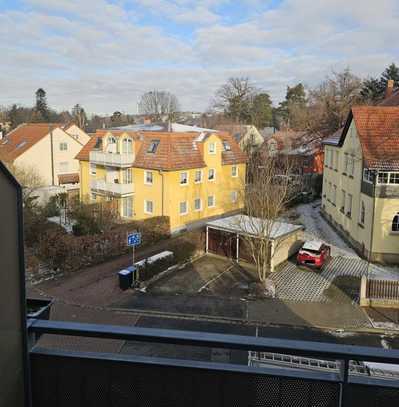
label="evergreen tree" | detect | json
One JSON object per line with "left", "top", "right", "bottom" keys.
{"left": 380, "top": 63, "right": 399, "bottom": 90}
{"left": 34, "top": 88, "right": 49, "bottom": 122}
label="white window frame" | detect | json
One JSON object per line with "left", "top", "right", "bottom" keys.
{"left": 207, "top": 195, "right": 216, "bottom": 208}
{"left": 59, "top": 142, "right": 68, "bottom": 151}
{"left": 231, "top": 191, "right": 238, "bottom": 203}
{"left": 194, "top": 198, "right": 202, "bottom": 211}
{"left": 208, "top": 168, "right": 216, "bottom": 182}
{"left": 332, "top": 185, "right": 337, "bottom": 205}
{"left": 346, "top": 193, "right": 353, "bottom": 218}
{"left": 122, "top": 196, "right": 133, "bottom": 218}
{"left": 144, "top": 171, "right": 153, "bottom": 185}
{"left": 180, "top": 171, "right": 189, "bottom": 186}
{"left": 363, "top": 168, "right": 375, "bottom": 183}
{"left": 376, "top": 171, "right": 399, "bottom": 185}
{"left": 123, "top": 168, "right": 133, "bottom": 184}
{"left": 144, "top": 200, "right": 154, "bottom": 214}
{"left": 90, "top": 163, "right": 97, "bottom": 176}
{"left": 359, "top": 201, "right": 365, "bottom": 225}
{"left": 341, "top": 190, "right": 346, "bottom": 212}
{"left": 208, "top": 142, "right": 216, "bottom": 154}
{"left": 179, "top": 201, "right": 188, "bottom": 215}
{"left": 194, "top": 169, "right": 203, "bottom": 183}
{"left": 392, "top": 213, "right": 399, "bottom": 233}
{"left": 231, "top": 165, "right": 238, "bottom": 177}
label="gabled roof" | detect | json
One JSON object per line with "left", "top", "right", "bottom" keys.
{"left": 76, "top": 130, "right": 247, "bottom": 170}
{"left": 0, "top": 123, "right": 58, "bottom": 161}
{"left": 338, "top": 106, "right": 399, "bottom": 170}
{"left": 0, "top": 123, "right": 82, "bottom": 162}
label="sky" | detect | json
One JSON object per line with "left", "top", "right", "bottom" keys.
{"left": 0, "top": 0, "right": 398, "bottom": 115}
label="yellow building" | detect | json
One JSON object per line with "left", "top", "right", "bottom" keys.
{"left": 322, "top": 106, "right": 399, "bottom": 264}
{"left": 76, "top": 129, "right": 247, "bottom": 233}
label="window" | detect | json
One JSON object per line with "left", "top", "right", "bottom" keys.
{"left": 208, "top": 142, "right": 216, "bottom": 154}
{"left": 122, "top": 197, "right": 133, "bottom": 217}
{"left": 194, "top": 170, "right": 202, "bottom": 183}
{"left": 344, "top": 154, "right": 348, "bottom": 174}
{"left": 346, "top": 194, "right": 353, "bottom": 217}
{"left": 223, "top": 141, "right": 231, "bottom": 151}
{"left": 180, "top": 172, "right": 188, "bottom": 185}
{"left": 392, "top": 213, "right": 399, "bottom": 232}
{"left": 328, "top": 182, "right": 332, "bottom": 200}
{"left": 341, "top": 190, "right": 346, "bottom": 212}
{"left": 348, "top": 156, "right": 355, "bottom": 176}
{"left": 122, "top": 168, "right": 133, "bottom": 184}
{"left": 59, "top": 161, "right": 69, "bottom": 173}
{"left": 390, "top": 173, "right": 399, "bottom": 184}
{"left": 332, "top": 185, "right": 337, "bottom": 205}
{"left": 144, "top": 200, "right": 153, "bottom": 214}
{"left": 144, "top": 171, "right": 153, "bottom": 185}
{"left": 334, "top": 151, "right": 339, "bottom": 170}
{"left": 363, "top": 168, "right": 375, "bottom": 183}
{"left": 231, "top": 191, "right": 238, "bottom": 203}
{"left": 90, "top": 163, "right": 97, "bottom": 175}
{"left": 179, "top": 201, "right": 188, "bottom": 215}
{"left": 106, "top": 136, "right": 117, "bottom": 153}
{"left": 207, "top": 195, "right": 215, "bottom": 208}
{"left": 377, "top": 172, "right": 389, "bottom": 184}
{"left": 325, "top": 149, "right": 330, "bottom": 167}
{"left": 194, "top": 198, "right": 202, "bottom": 211}
{"left": 122, "top": 138, "right": 133, "bottom": 153}
{"left": 59, "top": 142, "right": 68, "bottom": 151}
{"left": 147, "top": 139, "right": 160, "bottom": 153}
{"left": 231, "top": 165, "right": 238, "bottom": 177}
{"left": 360, "top": 201, "right": 365, "bottom": 225}
{"left": 208, "top": 168, "right": 215, "bottom": 181}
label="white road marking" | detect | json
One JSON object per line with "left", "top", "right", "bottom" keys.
{"left": 198, "top": 265, "right": 234, "bottom": 293}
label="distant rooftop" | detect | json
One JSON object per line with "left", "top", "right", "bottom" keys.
{"left": 111, "top": 123, "right": 217, "bottom": 133}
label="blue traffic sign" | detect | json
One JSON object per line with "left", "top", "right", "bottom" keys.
{"left": 127, "top": 232, "right": 141, "bottom": 247}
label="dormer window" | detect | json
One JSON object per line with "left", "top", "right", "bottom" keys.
{"left": 94, "top": 138, "right": 102, "bottom": 150}
{"left": 148, "top": 140, "right": 160, "bottom": 153}
{"left": 223, "top": 141, "right": 231, "bottom": 151}
{"left": 208, "top": 142, "right": 216, "bottom": 154}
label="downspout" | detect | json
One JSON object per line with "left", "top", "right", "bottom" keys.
{"left": 368, "top": 172, "right": 377, "bottom": 276}
{"left": 159, "top": 170, "right": 164, "bottom": 216}
{"left": 49, "top": 124, "right": 55, "bottom": 186}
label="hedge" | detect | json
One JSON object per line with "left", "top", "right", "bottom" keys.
{"left": 38, "top": 216, "right": 170, "bottom": 273}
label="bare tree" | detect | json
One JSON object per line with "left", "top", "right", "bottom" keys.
{"left": 6, "top": 163, "right": 45, "bottom": 205}
{"left": 71, "top": 104, "right": 87, "bottom": 129}
{"left": 138, "top": 90, "right": 180, "bottom": 122}
{"left": 213, "top": 77, "right": 255, "bottom": 123}
{"left": 234, "top": 154, "right": 295, "bottom": 285}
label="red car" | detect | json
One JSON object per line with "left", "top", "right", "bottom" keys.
{"left": 297, "top": 241, "right": 331, "bottom": 269}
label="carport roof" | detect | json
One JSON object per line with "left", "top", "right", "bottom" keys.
{"left": 207, "top": 215, "right": 303, "bottom": 240}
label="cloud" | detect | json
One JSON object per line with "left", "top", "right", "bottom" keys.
{"left": 0, "top": 0, "right": 398, "bottom": 113}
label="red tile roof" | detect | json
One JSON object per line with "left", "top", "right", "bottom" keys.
{"left": 0, "top": 123, "right": 61, "bottom": 162}
{"left": 346, "top": 106, "right": 399, "bottom": 170}
{"left": 76, "top": 130, "right": 247, "bottom": 170}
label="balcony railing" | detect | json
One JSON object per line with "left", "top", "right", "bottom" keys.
{"left": 90, "top": 151, "right": 134, "bottom": 167}
{"left": 27, "top": 319, "right": 399, "bottom": 407}
{"left": 90, "top": 179, "right": 134, "bottom": 196}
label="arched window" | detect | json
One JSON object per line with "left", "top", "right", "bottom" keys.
{"left": 392, "top": 213, "right": 399, "bottom": 232}
{"left": 106, "top": 136, "right": 117, "bottom": 153}
{"left": 122, "top": 138, "right": 133, "bottom": 153}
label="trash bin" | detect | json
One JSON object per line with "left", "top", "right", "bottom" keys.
{"left": 118, "top": 269, "right": 133, "bottom": 290}
{"left": 126, "top": 266, "right": 138, "bottom": 282}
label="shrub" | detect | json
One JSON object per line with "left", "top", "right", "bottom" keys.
{"left": 138, "top": 255, "right": 176, "bottom": 281}
{"left": 42, "top": 195, "right": 61, "bottom": 217}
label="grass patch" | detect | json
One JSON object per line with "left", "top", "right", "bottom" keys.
{"left": 324, "top": 275, "right": 361, "bottom": 302}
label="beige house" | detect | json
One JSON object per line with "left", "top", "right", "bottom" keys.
{"left": 0, "top": 123, "right": 90, "bottom": 186}
{"left": 322, "top": 106, "right": 399, "bottom": 264}
{"left": 215, "top": 124, "right": 264, "bottom": 152}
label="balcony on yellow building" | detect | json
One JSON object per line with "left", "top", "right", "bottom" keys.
{"left": 89, "top": 150, "right": 135, "bottom": 168}
{"left": 90, "top": 178, "right": 134, "bottom": 196}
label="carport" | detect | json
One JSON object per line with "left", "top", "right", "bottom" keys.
{"left": 206, "top": 214, "right": 304, "bottom": 271}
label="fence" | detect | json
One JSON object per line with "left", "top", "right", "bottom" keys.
{"left": 360, "top": 276, "right": 399, "bottom": 308}
{"left": 28, "top": 319, "right": 399, "bottom": 407}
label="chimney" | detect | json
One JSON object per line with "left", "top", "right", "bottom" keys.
{"left": 386, "top": 79, "right": 394, "bottom": 99}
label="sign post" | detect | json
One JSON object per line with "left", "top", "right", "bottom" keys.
{"left": 127, "top": 231, "right": 141, "bottom": 282}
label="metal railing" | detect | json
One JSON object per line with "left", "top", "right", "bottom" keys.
{"left": 28, "top": 319, "right": 399, "bottom": 407}
{"left": 89, "top": 151, "right": 135, "bottom": 167}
